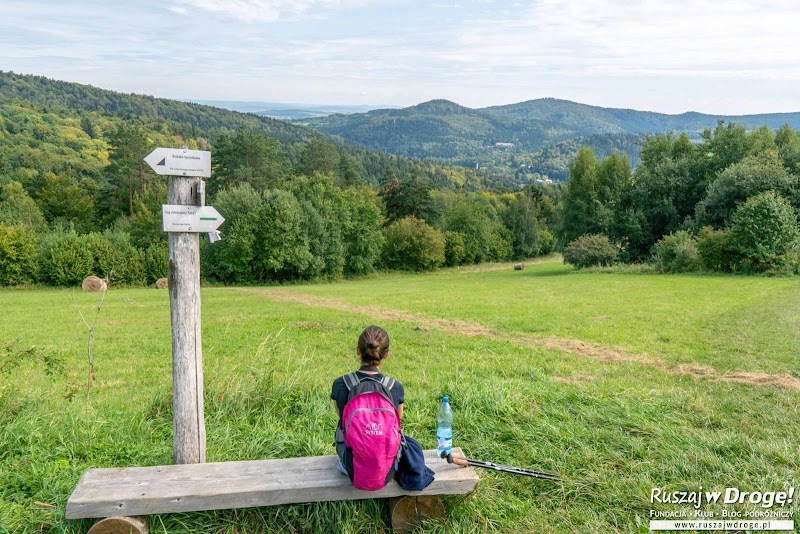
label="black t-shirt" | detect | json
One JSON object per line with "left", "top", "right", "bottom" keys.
{"left": 331, "top": 370, "right": 404, "bottom": 424}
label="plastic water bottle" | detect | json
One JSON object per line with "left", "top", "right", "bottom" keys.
{"left": 436, "top": 396, "right": 453, "bottom": 457}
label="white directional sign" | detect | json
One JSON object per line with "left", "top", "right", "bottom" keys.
{"left": 162, "top": 205, "right": 225, "bottom": 233}
{"left": 145, "top": 148, "right": 211, "bottom": 177}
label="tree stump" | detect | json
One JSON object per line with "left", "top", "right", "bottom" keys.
{"left": 87, "top": 516, "right": 149, "bottom": 534}
{"left": 388, "top": 496, "right": 444, "bottom": 531}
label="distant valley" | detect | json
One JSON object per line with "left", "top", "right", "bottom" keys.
{"left": 186, "top": 99, "right": 384, "bottom": 120}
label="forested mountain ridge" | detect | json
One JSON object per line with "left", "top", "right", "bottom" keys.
{"left": 296, "top": 98, "right": 573, "bottom": 155}
{"left": 0, "top": 71, "right": 496, "bottom": 190}
{"left": 298, "top": 98, "right": 800, "bottom": 182}
{"left": 484, "top": 98, "right": 800, "bottom": 134}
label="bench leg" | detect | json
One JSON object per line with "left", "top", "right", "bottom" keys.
{"left": 388, "top": 496, "right": 444, "bottom": 531}
{"left": 87, "top": 516, "right": 149, "bottom": 534}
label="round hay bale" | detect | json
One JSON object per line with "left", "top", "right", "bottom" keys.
{"left": 514, "top": 263, "right": 525, "bottom": 270}
{"left": 155, "top": 277, "right": 169, "bottom": 289}
{"left": 82, "top": 276, "right": 107, "bottom": 292}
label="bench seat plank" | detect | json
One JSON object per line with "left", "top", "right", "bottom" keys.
{"left": 66, "top": 448, "right": 478, "bottom": 519}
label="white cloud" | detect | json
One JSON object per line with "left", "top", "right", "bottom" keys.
{"left": 176, "top": 0, "right": 389, "bottom": 22}
{"left": 438, "top": 0, "right": 800, "bottom": 80}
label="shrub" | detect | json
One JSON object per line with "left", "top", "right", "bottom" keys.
{"left": 444, "top": 231, "right": 466, "bottom": 266}
{"left": 213, "top": 183, "right": 263, "bottom": 227}
{"left": 538, "top": 229, "right": 556, "bottom": 255}
{"left": 0, "top": 225, "right": 38, "bottom": 285}
{"left": 37, "top": 231, "right": 93, "bottom": 286}
{"left": 444, "top": 199, "right": 506, "bottom": 264}
{"left": 203, "top": 217, "right": 257, "bottom": 284}
{"left": 729, "top": 191, "right": 799, "bottom": 272}
{"left": 562, "top": 234, "right": 619, "bottom": 269}
{"left": 488, "top": 225, "right": 513, "bottom": 262}
{"left": 85, "top": 231, "right": 146, "bottom": 286}
{"left": 697, "top": 151, "right": 794, "bottom": 228}
{"left": 652, "top": 231, "right": 701, "bottom": 273}
{"left": 696, "top": 226, "right": 736, "bottom": 272}
{"left": 382, "top": 216, "right": 445, "bottom": 271}
{"left": 144, "top": 243, "right": 169, "bottom": 284}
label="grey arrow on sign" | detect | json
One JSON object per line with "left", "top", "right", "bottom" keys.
{"left": 162, "top": 205, "right": 225, "bottom": 233}
{"left": 145, "top": 147, "right": 211, "bottom": 177}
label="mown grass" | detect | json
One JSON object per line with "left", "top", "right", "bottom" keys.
{"left": 1, "top": 260, "right": 799, "bottom": 533}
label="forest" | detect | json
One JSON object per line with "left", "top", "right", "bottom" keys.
{"left": 0, "top": 72, "right": 553, "bottom": 287}
{"left": 558, "top": 122, "right": 800, "bottom": 274}
{"left": 2, "top": 71, "right": 800, "bottom": 287}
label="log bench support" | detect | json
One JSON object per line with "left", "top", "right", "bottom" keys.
{"left": 87, "top": 516, "right": 149, "bottom": 534}
{"left": 388, "top": 495, "right": 446, "bottom": 531}
{"left": 68, "top": 448, "right": 478, "bottom": 532}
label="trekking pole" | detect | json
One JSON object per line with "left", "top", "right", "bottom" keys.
{"left": 441, "top": 451, "right": 561, "bottom": 482}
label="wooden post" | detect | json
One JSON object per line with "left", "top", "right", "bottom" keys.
{"left": 88, "top": 516, "right": 149, "bottom": 534}
{"left": 168, "top": 176, "right": 206, "bottom": 464}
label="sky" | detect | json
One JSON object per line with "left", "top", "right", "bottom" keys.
{"left": 1, "top": 0, "right": 799, "bottom": 115}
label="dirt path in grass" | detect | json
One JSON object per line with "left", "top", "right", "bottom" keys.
{"left": 245, "top": 288, "right": 800, "bottom": 391}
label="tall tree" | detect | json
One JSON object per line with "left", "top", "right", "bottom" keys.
{"left": 595, "top": 151, "right": 631, "bottom": 233}
{"left": 382, "top": 170, "right": 440, "bottom": 224}
{"left": 297, "top": 138, "right": 339, "bottom": 178}
{"left": 558, "top": 147, "right": 600, "bottom": 245}
{"left": 105, "top": 124, "right": 154, "bottom": 218}
{"left": 775, "top": 124, "right": 800, "bottom": 174}
{"left": 502, "top": 192, "right": 545, "bottom": 259}
{"left": 211, "top": 129, "right": 288, "bottom": 193}
{"left": 36, "top": 172, "right": 96, "bottom": 232}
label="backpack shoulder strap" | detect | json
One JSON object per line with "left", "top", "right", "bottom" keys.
{"left": 342, "top": 372, "right": 360, "bottom": 391}
{"left": 381, "top": 376, "right": 395, "bottom": 391}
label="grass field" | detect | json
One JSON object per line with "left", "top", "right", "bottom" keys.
{"left": 2, "top": 260, "right": 799, "bottom": 533}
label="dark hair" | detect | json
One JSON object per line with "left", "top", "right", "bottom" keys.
{"left": 358, "top": 326, "right": 390, "bottom": 366}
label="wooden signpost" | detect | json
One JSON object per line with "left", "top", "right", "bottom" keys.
{"left": 145, "top": 146, "right": 222, "bottom": 465}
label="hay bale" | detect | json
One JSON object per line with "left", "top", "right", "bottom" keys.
{"left": 82, "top": 276, "right": 107, "bottom": 292}
{"left": 155, "top": 277, "right": 169, "bottom": 289}
{"left": 514, "top": 263, "right": 525, "bottom": 270}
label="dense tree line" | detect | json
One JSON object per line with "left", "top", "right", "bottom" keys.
{"left": 4, "top": 70, "right": 798, "bottom": 283}
{"left": 0, "top": 87, "right": 556, "bottom": 286}
{"left": 558, "top": 121, "right": 800, "bottom": 273}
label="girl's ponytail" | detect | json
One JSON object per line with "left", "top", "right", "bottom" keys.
{"left": 358, "top": 326, "right": 389, "bottom": 366}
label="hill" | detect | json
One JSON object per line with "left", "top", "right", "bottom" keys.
{"left": 298, "top": 98, "right": 800, "bottom": 181}
{"left": 484, "top": 98, "right": 800, "bottom": 133}
{"left": 0, "top": 71, "right": 496, "bottom": 190}
{"left": 296, "top": 98, "right": 573, "bottom": 158}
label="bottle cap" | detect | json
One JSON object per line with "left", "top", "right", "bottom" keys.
{"left": 442, "top": 396, "right": 449, "bottom": 403}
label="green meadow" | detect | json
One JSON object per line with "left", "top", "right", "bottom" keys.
{"left": 2, "top": 260, "right": 799, "bottom": 533}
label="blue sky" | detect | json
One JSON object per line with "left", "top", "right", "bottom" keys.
{"left": 2, "top": 0, "right": 799, "bottom": 114}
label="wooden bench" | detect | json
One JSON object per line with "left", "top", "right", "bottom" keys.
{"left": 66, "top": 448, "right": 479, "bottom": 533}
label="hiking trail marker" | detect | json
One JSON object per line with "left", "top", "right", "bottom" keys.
{"left": 145, "top": 147, "right": 211, "bottom": 177}
{"left": 162, "top": 205, "right": 225, "bottom": 233}
{"left": 147, "top": 146, "right": 220, "bottom": 467}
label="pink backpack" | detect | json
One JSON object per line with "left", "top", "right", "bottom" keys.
{"left": 340, "top": 373, "right": 402, "bottom": 490}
